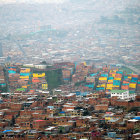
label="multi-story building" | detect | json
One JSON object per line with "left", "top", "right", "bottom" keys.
{"left": 110, "top": 90, "right": 136, "bottom": 101}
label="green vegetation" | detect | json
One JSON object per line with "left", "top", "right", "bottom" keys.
{"left": 46, "top": 69, "right": 63, "bottom": 90}
{"left": 132, "top": 65, "right": 140, "bottom": 70}
{"left": 33, "top": 68, "right": 63, "bottom": 90}
{"left": 120, "top": 66, "right": 135, "bottom": 74}
{"left": 16, "top": 88, "right": 25, "bottom": 92}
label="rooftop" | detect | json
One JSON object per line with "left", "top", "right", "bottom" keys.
{"left": 34, "top": 120, "right": 45, "bottom": 122}
{"left": 111, "top": 90, "right": 127, "bottom": 93}
{"left": 45, "top": 127, "right": 55, "bottom": 131}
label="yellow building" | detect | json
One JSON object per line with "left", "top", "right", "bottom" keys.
{"left": 107, "top": 84, "right": 113, "bottom": 88}
{"left": 99, "top": 77, "right": 107, "bottom": 81}
{"left": 42, "top": 83, "right": 48, "bottom": 89}
{"left": 105, "top": 117, "right": 111, "bottom": 121}
{"left": 113, "top": 85, "right": 120, "bottom": 88}
{"left": 110, "top": 70, "right": 117, "bottom": 73}
{"left": 106, "top": 87, "right": 112, "bottom": 90}
{"left": 112, "top": 74, "right": 116, "bottom": 77}
{"left": 129, "top": 83, "right": 136, "bottom": 88}
{"left": 83, "top": 61, "right": 87, "bottom": 66}
{"left": 20, "top": 76, "right": 29, "bottom": 79}
{"left": 20, "top": 68, "right": 30, "bottom": 73}
{"left": 33, "top": 73, "right": 45, "bottom": 78}
{"left": 108, "top": 80, "right": 113, "bottom": 83}
{"left": 114, "top": 77, "right": 121, "bottom": 81}
{"left": 97, "top": 84, "right": 106, "bottom": 88}
{"left": 22, "top": 86, "right": 27, "bottom": 88}
{"left": 101, "top": 84, "right": 106, "bottom": 87}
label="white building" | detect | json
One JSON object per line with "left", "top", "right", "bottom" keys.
{"left": 34, "top": 64, "right": 47, "bottom": 69}
{"left": 110, "top": 90, "right": 136, "bottom": 101}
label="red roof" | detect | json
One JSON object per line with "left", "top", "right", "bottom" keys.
{"left": 106, "top": 112, "right": 112, "bottom": 114}
{"left": 34, "top": 120, "right": 45, "bottom": 122}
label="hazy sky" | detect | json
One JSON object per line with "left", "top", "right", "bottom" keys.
{"left": 0, "top": 0, "right": 139, "bottom": 6}
{"left": 0, "top": 0, "right": 68, "bottom": 4}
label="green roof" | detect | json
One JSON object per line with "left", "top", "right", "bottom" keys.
{"left": 129, "top": 90, "right": 135, "bottom": 94}
{"left": 111, "top": 90, "right": 127, "bottom": 93}
{"left": 16, "top": 88, "right": 25, "bottom": 91}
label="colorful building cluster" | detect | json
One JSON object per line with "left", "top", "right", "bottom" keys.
{"left": 97, "top": 73, "right": 108, "bottom": 91}
{"left": 19, "top": 68, "right": 31, "bottom": 90}
{"left": 8, "top": 67, "right": 16, "bottom": 74}
{"left": 8, "top": 66, "right": 20, "bottom": 91}
{"left": 32, "top": 72, "right": 48, "bottom": 90}
{"left": 7, "top": 66, "right": 49, "bottom": 92}
{"left": 62, "top": 69, "right": 72, "bottom": 82}
{"left": 72, "top": 62, "right": 92, "bottom": 83}
{"left": 84, "top": 74, "right": 96, "bottom": 90}
{"left": 106, "top": 70, "right": 122, "bottom": 91}
{"left": 0, "top": 63, "right": 140, "bottom": 139}
{"left": 122, "top": 73, "right": 139, "bottom": 93}
{"left": 95, "top": 68, "right": 140, "bottom": 94}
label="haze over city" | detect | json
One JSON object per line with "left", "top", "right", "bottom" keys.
{"left": 0, "top": 0, "right": 140, "bottom": 140}
{"left": 0, "top": 0, "right": 139, "bottom": 66}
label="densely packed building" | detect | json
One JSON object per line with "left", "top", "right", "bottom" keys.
{"left": 0, "top": 62, "right": 140, "bottom": 140}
